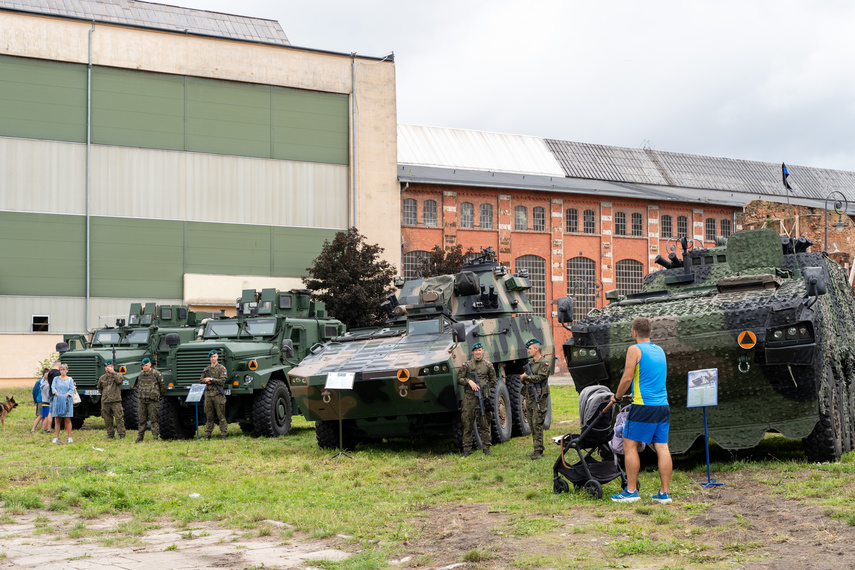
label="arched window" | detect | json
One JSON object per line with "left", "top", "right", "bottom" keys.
{"left": 661, "top": 215, "right": 673, "bottom": 238}
{"left": 515, "top": 255, "right": 546, "bottom": 317}
{"left": 631, "top": 212, "right": 643, "bottom": 236}
{"left": 533, "top": 207, "right": 546, "bottom": 232}
{"left": 402, "top": 198, "right": 417, "bottom": 226}
{"left": 720, "top": 218, "right": 732, "bottom": 238}
{"left": 423, "top": 200, "right": 437, "bottom": 227}
{"left": 480, "top": 204, "right": 493, "bottom": 229}
{"left": 514, "top": 206, "right": 527, "bottom": 231}
{"left": 583, "top": 209, "right": 596, "bottom": 234}
{"left": 615, "top": 259, "right": 644, "bottom": 296}
{"left": 460, "top": 202, "right": 474, "bottom": 229}
{"left": 567, "top": 256, "right": 597, "bottom": 321}
{"left": 705, "top": 218, "right": 716, "bottom": 242}
{"left": 565, "top": 208, "right": 578, "bottom": 233}
{"left": 615, "top": 212, "right": 627, "bottom": 236}
{"left": 677, "top": 216, "right": 688, "bottom": 238}
{"left": 402, "top": 250, "right": 430, "bottom": 279}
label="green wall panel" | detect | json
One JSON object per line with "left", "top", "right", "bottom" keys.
{"left": 272, "top": 227, "right": 339, "bottom": 276}
{"left": 186, "top": 78, "right": 271, "bottom": 158}
{"left": 185, "top": 222, "right": 273, "bottom": 276}
{"left": 0, "top": 212, "right": 86, "bottom": 296}
{"left": 91, "top": 67, "right": 185, "bottom": 150}
{"left": 89, "top": 217, "right": 184, "bottom": 298}
{"left": 0, "top": 55, "right": 86, "bottom": 143}
{"left": 273, "top": 88, "right": 349, "bottom": 165}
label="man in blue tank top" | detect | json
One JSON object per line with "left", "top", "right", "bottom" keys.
{"left": 610, "top": 317, "right": 672, "bottom": 504}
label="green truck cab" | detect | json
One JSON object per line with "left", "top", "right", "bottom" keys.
{"left": 160, "top": 288, "right": 346, "bottom": 439}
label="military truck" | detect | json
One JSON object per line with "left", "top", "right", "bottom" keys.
{"left": 559, "top": 228, "right": 855, "bottom": 462}
{"left": 57, "top": 303, "right": 206, "bottom": 429}
{"left": 287, "top": 247, "right": 555, "bottom": 450}
{"left": 160, "top": 288, "right": 345, "bottom": 439}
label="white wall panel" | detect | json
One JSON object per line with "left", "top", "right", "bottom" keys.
{"left": 0, "top": 296, "right": 180, "bottom": 333}
{"left": 0, "top": 138, "right": 85, "bottom": 214}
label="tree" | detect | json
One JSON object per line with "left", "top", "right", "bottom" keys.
{"left": 420, "top": 244, "right": 474, "bottom": 277}
{"left": 304, "top": 228, "right": 397, "bottom": 329}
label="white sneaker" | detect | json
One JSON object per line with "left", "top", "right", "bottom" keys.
{"left": 67, "top": 437, "right": 73, "bottom": 443}
{"left": 52, "top": 438, "right": 59, "bottom": 444}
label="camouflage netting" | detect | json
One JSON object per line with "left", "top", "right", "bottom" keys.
{"left": 418, "top": 274, "right": 455, "bottom": 306}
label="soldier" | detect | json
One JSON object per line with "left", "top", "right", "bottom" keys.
{"left": 97, "top": 360, "right": 126, "bottom": 439}
{"left": 520, "top": 338, "right": 550, "bottom": 459}
{"left": 135, "top": 357, "right": 164, "bottom": 442}
{"left": 200, "top": 349, "right": 228, "bottom": 440}
{"left": 457, "top": 342, "right": 497, "bottom": 457}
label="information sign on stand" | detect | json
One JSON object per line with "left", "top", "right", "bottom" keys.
{"left": 687, "top": 368, "right": 724, "bottom": 488}
{"left": 324, "top": 372, "right": 355, "bottom": 463}
{"left": 186, "top": 384, "right": 207, "bottom": 440}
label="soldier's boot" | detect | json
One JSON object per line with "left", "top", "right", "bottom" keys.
{"left": 204, "top": 432, "right": 212, "bottom": 440}
{"left": 106, "top": 433, "right": 115, "bottom": 439}
{"left": 119, "top": 434, "right": 126, "bottom": 440}
{"left": 219, "top": 420, "right": 228, "bottom": 440}
{"left": 483, "top": 447, "right": 492, "bottom": 456}
{"left": 462, "top": 449, "right": 471, "bottom": 457}
{"left": 152, "top": 430, "right": 159, "bottom": 441}
{"left": 135, "top": 432, "right": 144, "bottom": 443}
{"left": 530, "top": 450, "right": 543, "bottom": 460}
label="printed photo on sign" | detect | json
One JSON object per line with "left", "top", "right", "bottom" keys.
{"left": 687, "top": 368, "right": 718, "bottom": 408}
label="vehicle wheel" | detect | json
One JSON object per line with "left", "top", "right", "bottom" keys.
{"left": 508, "top": 374, "right": 531, "bottom": 436}
{"left": 490, "top": 382, "right": 512, "bottom": 443}
{"left": 159, "top": 397, "right": 190, "bottom": 440}
{"left": 803, "top": 368, "right": 844, "bottom": 462}
{"left": 251, "top": 379, "right": 292, "bottom": 437}
{"left": 70, "top": 417, "right": 84, "bottom": 430}
{"left": 239, "top": 421, "right": 255, "bottom": 435}
{"left": 315, "top": 419, "right": 357, "bottom": 450}
{"left": 542, "top": 393, "right": 553, "bottom": 430}
{"left": 472, "top": 421, "right": 485, "bottom": 450}
{"left": 122, "top": 387, "right": 139, "bottom": 430}
{"left": 583, "top": 479, "right": 603, "bottom": 500}
{"left": 553, "top": 478, "right": 570, "bottom": 494}
{"left": 452, "top": 413, "right": 464, "bottom": 451}
{"left": 838, "top": 383, "right": 852, "bottom": 454}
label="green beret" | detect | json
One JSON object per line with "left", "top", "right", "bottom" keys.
{"left": 208, "top": 350, "right": 218, "bottom": 358}
{"left": 141, "top": 357, "right": 151, "bottom": 365}
{"left": 471, "top": 342, "right": 483, "bottom": 351}
{"left": 104, "top": 360, "right": 113, "bottom": 366}
{"left": 526, "top": 338, "right": 542, "bottom": 348}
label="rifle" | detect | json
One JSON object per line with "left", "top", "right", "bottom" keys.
{"left": 524, "top": 363, "right": 542, "bottom": 413}
{"left": 471, "top": 370, "right": 486, "bottom": 417}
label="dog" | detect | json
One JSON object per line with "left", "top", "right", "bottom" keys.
{"left": 1, "top": 396, "right": 18, "bottom": 426}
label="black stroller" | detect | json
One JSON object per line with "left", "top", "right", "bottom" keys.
{"left": 552, "top": 385, "right": 630, "bottom": 499}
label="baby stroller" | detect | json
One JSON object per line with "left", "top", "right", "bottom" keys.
{"left": 552, "top": 385, "right": 629, "bottom": 499}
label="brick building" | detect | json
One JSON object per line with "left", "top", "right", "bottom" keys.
{"left": 397, "top": 125, "right": 855, "bottom": 360}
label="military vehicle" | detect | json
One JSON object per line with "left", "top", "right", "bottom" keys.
{"left": 160, "top": 288, "right": 345, "bottom": 439}
{"left": 287, "top": 247, "right": 555, "bottom": 450}
{"left": 57, "top": 303, "right": 205, "bottom": 429}
{"left": 558, "top": 228, "right": 855, "bottom": 462}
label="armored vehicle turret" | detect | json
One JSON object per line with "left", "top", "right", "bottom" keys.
{"left": 57, "top": 303, "right": 206, "bottom": 429}
{"left": 559, "top": 228, "right": 855, "bottom": 462}
{"left": 288, "top": 247, "right": 556, "bottom": 449}
{"left": 160, "top": 288, "right": 345, "bottom": 439}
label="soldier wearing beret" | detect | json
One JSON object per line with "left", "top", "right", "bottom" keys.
{"left": 521, "top": 338, "right": 550, "bottom": 459}
{"left": 200, "top": 350, "right": 228, "bottom": 440}
{"left": 97, "top": 360, "right": 126, "bottom": 439}
{"left": 457, "top": 342, "right": 497, "bottom": 457}
{"left": 135, "top": 357, "right": 164, "bottom": 442}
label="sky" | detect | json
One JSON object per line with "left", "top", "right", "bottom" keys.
{"left": 170, "top": 0, "right": 855, "bottom": 172}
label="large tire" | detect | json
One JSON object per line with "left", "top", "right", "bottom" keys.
{"left": 122, "top": 387, "right": 139, "bottom": 430}
{"left": 315, "top": 419, "right": 356, "bottom": 450}
{"left": 159, "top": 397, "right": 191, "bottom": 440}
{"left": 490, "top": 382, "right": 512, "bottom": 444}
{"left": 251, "top": 379, "right": 292, "bottom": 437}
{"left": 508, "top": 374, "right": 531, "bottom": 436}
{"left": 803, "top": 368, "right": 844, "bottom": 462}
{"left": 452, "top": 414, "right": 464, "bottom": 452}
{"left": 70, "top": 417, "right": 84, "bottom": 430}
{"left": 542, "top": 393, "right": 553, "bottom": 431}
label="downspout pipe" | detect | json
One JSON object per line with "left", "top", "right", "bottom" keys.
{"left": 86, "top": 23, "right": 94, "bottom": 331}
{"left": 351, "top": 52, "right": 357, "bottom": 228}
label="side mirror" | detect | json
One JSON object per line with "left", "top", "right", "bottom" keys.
{"left": 556, "top": 297, "right": 574, "bottom": 330}
{"left": 165, "top": 333, "right": 181, "bottom": 348}
{"left": 55, "top": 342, "right": 69, "bottom": 354}
{"left": 803, "top": 267, "right": 827, "bottom": 297}
{"left": 281, "top": 339, "right": 295, "bottom": 358}
{"left": 451, "top": 322, "right": 467, "bottom": 344}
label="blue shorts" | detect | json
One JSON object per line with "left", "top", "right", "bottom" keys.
{"left": 624, "top": 405, "right": 670, "bottom": 444}
{"left": 41, "top": 403, "right": 50, "bottom": 418}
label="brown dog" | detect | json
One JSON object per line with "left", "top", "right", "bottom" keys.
{"left": 1, "top": 396, "right": 18, "bottom": 426}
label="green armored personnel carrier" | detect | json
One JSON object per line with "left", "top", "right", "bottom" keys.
{"left": 160, "top": 288, "right": 345, "bottom": 439}
{"left": 57, "top": 303, "right": 205, "bottom": 429}
{"left": 288, "top": 247, "right": 555, "bottom": 450}
{"left": 559, "top": 228, "right": 855, "bottom": 462}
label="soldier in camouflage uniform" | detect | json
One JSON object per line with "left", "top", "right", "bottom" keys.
{"left": 521, "top": 338, "right": 550, "bottom": 459}
{"left": 135, "top": 357, "right": 164, "bottom": 442}
{"left": 457, "top": 342, "right": 497, "bottom": 457}
{"left": 200, "top": 350, "right": 228, "bottom": 440}
{"left": 97, "top": 360, "right": 126, "bottom": 439}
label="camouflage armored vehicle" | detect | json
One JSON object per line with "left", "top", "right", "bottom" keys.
{"left": 288, "top": 247, "right": 555, "bottom": 450}
{"left": 57, "top": 303, "right": 205, "bottom": 429}
{"left": 160, "top": 288, "right": 345, "bottom": 439}
{"left": 559, "top": 228, "right": 855, "bottom": 462}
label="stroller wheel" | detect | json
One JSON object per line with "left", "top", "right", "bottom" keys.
{"left": 553, "top": 478, "right": 570, "bottom": 494}
{"left": 583, "top": 479, "right": 603, "bottom": 500}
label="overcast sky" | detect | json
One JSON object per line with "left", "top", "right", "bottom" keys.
{"left": 171, "top": 0, "right": 855, "bottom": 172}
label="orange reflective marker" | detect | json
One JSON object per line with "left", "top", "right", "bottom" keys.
{"left": 738, "top": 331, "right": 757, "bottom": 349}
{"left": 397, "top": 369, "right": 409, "bottom": 382}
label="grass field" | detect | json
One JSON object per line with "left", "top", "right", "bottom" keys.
{"left": 2, "top": 384, "right": 855, "bottom": 569}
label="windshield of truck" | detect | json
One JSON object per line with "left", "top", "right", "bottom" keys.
{"left": 204, "top": 320, "right": 240, "bottom": 338}
{"left": 407, "top": 318, "right": 443, "bottom": 336}
{"left": 122, "top": 329, "right": 150, "bottom": 345}
{"left": 92, "top": 330, "right": 121, "bottom": 345}
{"left": 245, "top": 319, "right": 276, "bottom": 336}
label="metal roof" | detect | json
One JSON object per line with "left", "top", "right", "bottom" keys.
{"left": 0, "top": 0, "right": 290, "bottom": 45}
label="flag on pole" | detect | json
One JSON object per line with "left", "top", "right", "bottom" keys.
{"left": 782, "top": 163, "right": 793, "bottom": 192}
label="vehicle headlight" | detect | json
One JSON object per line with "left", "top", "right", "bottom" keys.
{"left": 772, "top": 330, "right": 783, "bottom": 340}
{"left": 244, "top": 375, "right": 253, "bottom": 384}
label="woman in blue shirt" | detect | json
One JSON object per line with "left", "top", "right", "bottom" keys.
{"left": 50, "top": 364, "right": 76, "bottom": 444}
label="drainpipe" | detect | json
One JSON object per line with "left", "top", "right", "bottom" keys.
{"left": 351, "top": 53, "right": 357, "bottom": 229}
{"left": 86, "top": 23, "right": 94, "bottom": 331}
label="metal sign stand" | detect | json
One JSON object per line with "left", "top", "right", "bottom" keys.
{"left": 325, "top": 372, "right": 355, "bottom": 463}
{"left": 186, "top": 384, "right": 207, "bottom": 441}
{"left": 687, "top": 368, "right": 724, "bottom": 489}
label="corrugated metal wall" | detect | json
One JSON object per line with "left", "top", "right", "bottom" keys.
{"left": 0, "top": 296, "right": 182, "bottom": 333}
